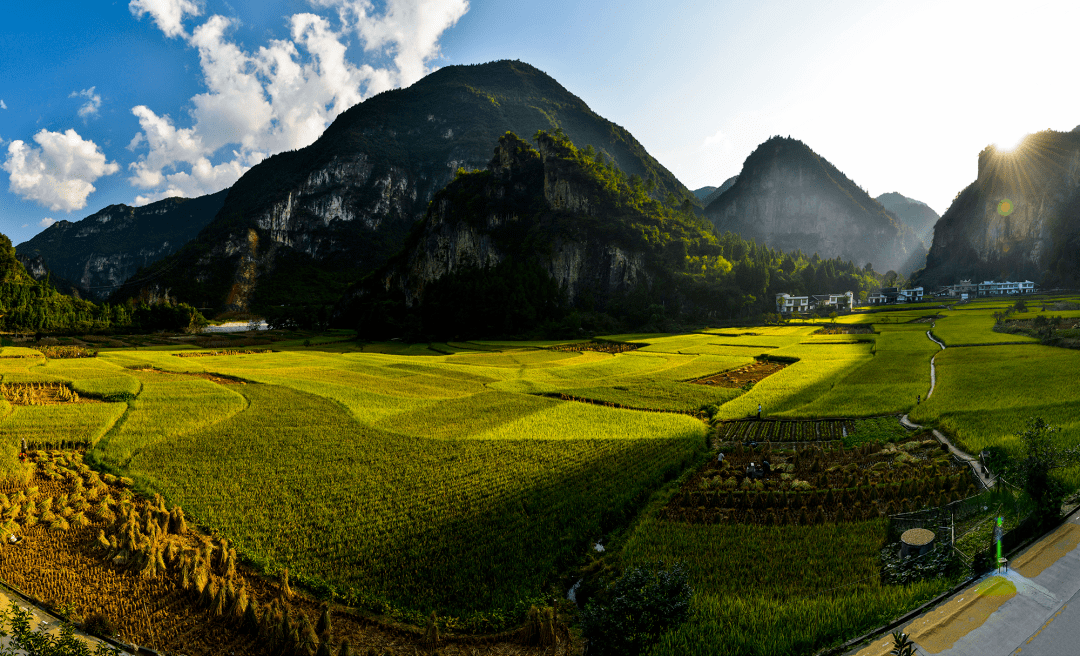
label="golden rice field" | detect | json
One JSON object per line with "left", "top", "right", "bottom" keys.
{"left": 0, "top": 296, "right": 1077, "bottom": 652}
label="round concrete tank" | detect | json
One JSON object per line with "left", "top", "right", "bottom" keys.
{"left": 900, "top": 528, "right": 936, "bottom": 558}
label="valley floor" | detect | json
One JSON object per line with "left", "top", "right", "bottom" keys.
{"left": 0, "top": 296, "right": 1077, "bottom": 654}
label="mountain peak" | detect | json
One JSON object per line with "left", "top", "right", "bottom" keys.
{"left": 705, "top": 137, "right": 926, "bottom": 273}
{"left": 120, "top": 60, "right": 697, "bottom": 314}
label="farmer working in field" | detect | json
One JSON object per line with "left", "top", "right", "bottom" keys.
{"left": 757, "top": 403, "right": 762, "bottom": 419}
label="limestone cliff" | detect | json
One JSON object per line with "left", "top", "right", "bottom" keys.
{"left": 915, "top": 129, "right": 1080, "bottom": 288}
{"left": 120, "top": 60, "right": 700, "bottom": 314}
{"left": 704, "top": 137, "right": 925, "bottom": 274}
{"left": 344, "top": 131, "right": 720, "bottom": 339}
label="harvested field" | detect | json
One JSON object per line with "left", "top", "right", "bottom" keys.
{"left": 717, "top": 418, "right": 853, "bottom": 442}
{"left": 173, "top": 349, "right": 273, "bottom": 358}
{"left": 0, "top": 451, "right": 578, "bottom": 656}
{"left": 691, "top": 360, "right": 786, "bottom": 387}
{"left": 812, "top": 325, "right": 874, "bottom": 335}
{"left": 549, "top": 341, "right": 642, "bottom": 354}
{"left": 0, "top": 382, "right": 91, "bottom": 405}
{"left": 665, "top": 436, "right": 974, "bottom": 525}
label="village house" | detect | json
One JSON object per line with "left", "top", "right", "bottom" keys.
{"left": 776, "top": 291, "right": 854, "bottom": 313}
{"left": 775, "top": 293, "right": 810, "bottom": 313}
{"left": 941, "top": 279, "right": 1036, "bottom": 298}
{"left": 897, "top": 286, "right": 924, "bottom": 302}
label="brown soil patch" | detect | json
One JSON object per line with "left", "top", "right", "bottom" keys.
{"left": 691, "top": 360, "right": 786, "bottom": 387}
{"left": 902, "top": 576, "right": 1016, "bottom": 654}
{"left": 173, "top": 348, "right": 273, "bottom": 358}
{"left": 549, "top": 341, "right": 641, "bottom": 354}
{"left": 812, "top": 325, "right": 874, "bottom": 335}
{"left": 0, "top": 452, "right": 576, "bottom": 656}
{"left": 126, "top": 367, "right": 247, "bottom": 385}
{"left": 1013, "top": 523, "right": 1080, "bottom": 578}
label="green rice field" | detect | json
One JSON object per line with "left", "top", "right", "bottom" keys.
{"left": 1, "top": 295, "right": 1078, "bottom": 650}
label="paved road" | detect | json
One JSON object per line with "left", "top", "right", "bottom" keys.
{"left": 0, "top": 584, "right": 113, "bottom": 653}
{"left": 849, "top": 511, "right": 1080, "bottom": 656}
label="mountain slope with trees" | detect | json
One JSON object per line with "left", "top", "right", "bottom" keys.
{"left": 115, "top": 60, "right": 702, "bottom": 316}
{"left": 343, "top": 131, "right": 882, "bottom": 340}
{"left": 15, "top": 190, "right": 226, "bottom": 300}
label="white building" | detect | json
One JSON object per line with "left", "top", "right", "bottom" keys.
{"left": 897, "top": 286, "right": 924, "bottom": 303}
{"left": 776, "top": 291, "right": 854, "bottom": 313}
{"left": 976, "top": 280, "right": 1037, "bottom": 296}
{"left": 776, "top": 293, "right": 809, "bottom": 313}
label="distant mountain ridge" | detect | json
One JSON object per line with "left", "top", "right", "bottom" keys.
{"left": 875, "top": 192, "right": 940, "bottom": 246}
{"left": 704, "top": 137, "right": 925, "bottom": 274}
{"left": 915, "top": 129, "right": 1080, "bottom": 288}
{"left": 117, "top": 60, "right": 701, "bottom": 314}
{"left": 700, "top": 176, "right": 738, "bottom": 206}
{"left": 15, "top": 190, "right": 226, "bottom": 300}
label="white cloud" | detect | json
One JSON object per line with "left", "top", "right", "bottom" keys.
{"left": 315, "top": 0, "right": 469, "bottom": 86}
{"left": 39, "top": 218, "right": 56, "bottom": 228}
{"left": 129, "top": 0, "right": 202, "bottom": 39}
{"left": 126, "top": 0, "right": 467, "bottom": 200}
{"left": 2, "top": 129, "right": 120, "bottom": 212}
{"left": 0, "top": 100, "right": 7, "bottom": 110}
{"left": 70, "top": 87, "right": 102, "bottom": 120}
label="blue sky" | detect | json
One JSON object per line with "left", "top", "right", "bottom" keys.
{"left": 2, "top": 0, "right": 1078, "bottom": 245}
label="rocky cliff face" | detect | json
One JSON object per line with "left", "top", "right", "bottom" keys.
{"left": 704, "top": 137, "right": 925, "bottom": 274}
{"left": 916, "top": 129, "right": 1080, "bottom": 288}
{"left": 15, "top": 190, "right": 226, "bottom": 300}
{"left": 126, "top": 60, "right": 700, "bottom": 314}
{"left": 344, "top": 131, "right": 723, "bottom": 338}
{"left": 376, "top": 133, "right": 654, "bottom": 308}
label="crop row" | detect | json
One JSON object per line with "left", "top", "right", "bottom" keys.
{"left": 719, "top": 419, "right": 856, "bottom": 442}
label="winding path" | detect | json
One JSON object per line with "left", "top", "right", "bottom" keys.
{"left": 926, "top": 325, "right": 945, "bottom": 398}
{"left": 900, "top": 326, "right": 996, "bottom": 490}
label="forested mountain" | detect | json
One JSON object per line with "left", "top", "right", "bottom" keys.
{"left": 875, "top": 192, "right": 940, "bottom": 246}
{"left": 914, "top": 129, "right": 1080, "bottom": 289}
{"left": 115, "top": 60, "right": 701, "bottom": 315}
{"left": 0, "top": 234, "right": 129, "bottom": 333}
{"left": 704, "top": 137, "right": 926, "bottom": 274}
{"left": 15, "top": 190, "right": 226, "bottom": 300}
{"left": 342, "top": 131, "right": 882, "bottom": 340}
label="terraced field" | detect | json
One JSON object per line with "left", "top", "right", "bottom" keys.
{"left": 0, "top": 296, "right": 1077, "bottom": 654}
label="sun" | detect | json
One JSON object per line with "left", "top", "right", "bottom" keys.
{"left": 993, "top": 129, "right": 1029, "bottom": 153}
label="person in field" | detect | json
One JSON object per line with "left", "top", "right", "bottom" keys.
{"left": 757, "top": 403, "right": 762, "bottom": 419}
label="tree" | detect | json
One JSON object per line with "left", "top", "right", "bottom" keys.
{"left": 0, "top": 601, "right": 122, "bottom": 655}
{"left": 890, "top": 631, "right": 917, "bottom": 656}
{"left": 579, "top": 562, "right": 692, "bottom": 656}
{"left": 1007, "top": 417, "right": 1080, "bottom": 526}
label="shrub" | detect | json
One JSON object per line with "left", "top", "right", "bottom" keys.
{"left": 579, "top": 562, "right": 692, "bottom": 656}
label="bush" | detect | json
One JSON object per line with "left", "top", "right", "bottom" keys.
{"left": 83, "top": 611, "right": 117, "bottom": 638}
{"left": 579, "top": 562, "right": 692, "bottom": 656}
